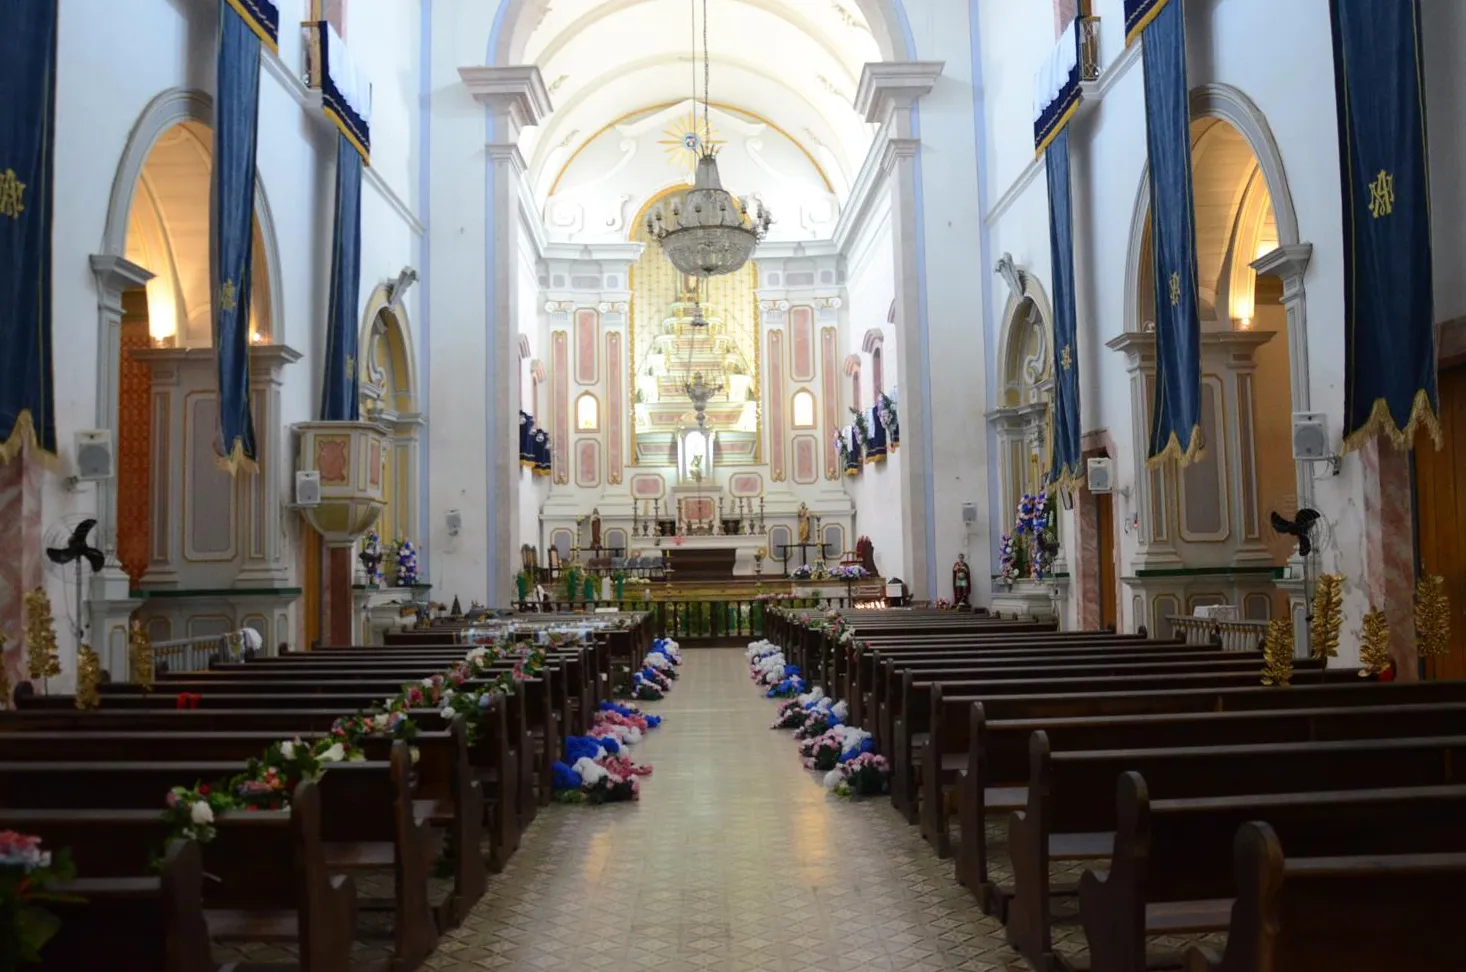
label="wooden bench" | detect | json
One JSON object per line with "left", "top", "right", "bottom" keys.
{"left": 1079, "top": 773, "right": 1466, "bottom": 972}
{"left": 949, "top": 681, "right": 1466, "bottom": 895}
{"left": 4, "top": 781, "right": 355, "bottom": 971}
{"left": 0, "top": 744, "right": 434, "bottom": 971}
{"left": 1185, "top": 822, "right": 1466, "bottom": 972}
{"left": 891, "top": 665, "right": 1352, "bottom": 825}
{"left": 1006, "top": 732, "right": 1466, "bottom": 972}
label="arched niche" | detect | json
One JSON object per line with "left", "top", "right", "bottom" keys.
{"left": 359, "top": 287, "right": 423, "bottom": 546}
{"left": 989, "top": 271, "right": 1057, "bottom": 527}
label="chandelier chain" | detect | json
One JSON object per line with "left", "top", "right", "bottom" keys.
{"left": 701, "top": 0, "right": 710, "bottom": 149}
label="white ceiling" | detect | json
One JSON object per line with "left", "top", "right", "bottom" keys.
{"left": 518, "top": 0, "right": 883, "bottom": 206}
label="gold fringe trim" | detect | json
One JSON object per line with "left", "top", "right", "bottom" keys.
{"left": 1144, "top": 423, "right": 1204, "bottom": 471}
{"left": 324, "top": 105, "right": 372, "bottom": 167}
{"left": 1034, "top": 98, "right": 1081, "bottom": 159}
{"left": 224, "top": 0, "right": 280, "bottom": 54}
{"left": 1341, "top": 389, "right": 1443, "bottom": 455}
{"left": 864, "top": 453, "right": 886, "bottom": 465}
{"left": 0, "top": 411, "right": 59, "bottom": 470}
{"left": 215, "top": 435, "right": 261, "bottom": 476}
{"left": 1051, "top": 466, "right": 1087, "bottom": 496}
{"left": 1125, "top": 0, "right": 1173, "bottom": 46}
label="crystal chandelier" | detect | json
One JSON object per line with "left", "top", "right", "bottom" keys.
{"left": 646, "top": 0, "right": 771, "bottom": 278}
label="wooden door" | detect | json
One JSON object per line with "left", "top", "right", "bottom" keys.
{"left": 1096, "top": 491, "right": 1118, "bottom": 630}
{"left": 1414, "top": 365, "right": 1466, "bottom": 678}
{"left": 303, "top": 531, "right": 322, "bottom": 650}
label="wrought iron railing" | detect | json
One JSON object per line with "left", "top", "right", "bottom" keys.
{"left": 1079, "top": 15, "right": 1101, "bottom": 81}
{"left": 1166, "top": 615, "right": 1270, "bottom": 653}
{"left": 513, "top": 597, "right": 852, "bottom": 641}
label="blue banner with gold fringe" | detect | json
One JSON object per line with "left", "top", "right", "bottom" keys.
{"left": 520, "top": 411, "right": 536, "bottom": 467}
{"left": 225, "top": 0, "right": 279, "bottom": 51}
{"left": 1140, "top": 0, "right": 1204, "bottom": 467}
{"left": 0, "top": 0, "right": 58, "bottom": 463}
{"left": 532, "top": 429, "right": 552, "bottom": 476}
{"left": 320, "top": 133, "right": 363, "bottom": 421}
{"left": 212, "top": 1, "right": 264, "bottom": 472}
{"left": 1125, "top": 0, "right": 1170, "bottom": 45}
{"left": 1332, "top": 0, "right": 1439, "bottom": 452}
{"left": 1033, "top": 18, "right": 1082, "bottom": 156}
{"left": 865, "top": 405, "right": 888, "bottom": 463}
{"left": 1045, "top": 129, "right": 1084, "bottom": 490}
{"left": 317, "top": 21, "right": 372, "bottom": 163}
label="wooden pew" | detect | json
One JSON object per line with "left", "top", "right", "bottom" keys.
{"left": 1185, "top": 822, "right": 1466, "bottom": 972}
{"left": 1080, "top": 773, "right": 1466, "bottom": 972}
{"left": 0, "top": 746, "right": 434, "bottom": 972}
{"left": 3, "top": 782, "right": 356, "bottom": 972}
{"left": 891, "top": 664, "right": 1352, "bottom": 825}
{"left": 28, "top": 838, "right": 216, "bottom": 972}
{"left": 1006, "top": 732, "right": 1466, "bottom": 972}
{"left": 950, "top": 681, "right": 1466, "bottom": 896}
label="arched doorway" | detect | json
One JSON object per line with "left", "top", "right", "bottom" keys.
{"left": 117, "top": 119, "right": 275, "bottom": 585}
{"left": 1123, "top": 100, "right": 1298, "bottom": 625}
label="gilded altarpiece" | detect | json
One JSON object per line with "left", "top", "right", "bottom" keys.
{"left": 629, "top": 193, "right": 761, "bottom": 467}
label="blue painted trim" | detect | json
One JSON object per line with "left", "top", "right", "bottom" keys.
{"left": 418, "top": 0, "right": 432, "bottom": 568}
{"left": 890, "top": 0, "right": 916, "bottom": 59}
{"left": 909, "top": 103, "right": 939, "bottom": 594}
{"left": 487, "top": 0, "right": 509, "bottom": 64}
{"left": 485, "top": 108, "right": 500, "bottom": 604}
{"left": 969, "top": 0, "right": 1002, "bottom": 576}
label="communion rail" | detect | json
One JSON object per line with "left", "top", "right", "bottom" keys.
{"left": 514, "top": 597, "right": 854, "bottom": 642}
{"left": 1166, "top": 615, "right": 1271, "bottom": 653}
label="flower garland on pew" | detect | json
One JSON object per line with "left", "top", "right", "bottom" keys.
{"left": 161, "top": 639, "right": 549, "bottom": 844}
{"left": 746, "top": 643, "right": 891, "bottom": 798}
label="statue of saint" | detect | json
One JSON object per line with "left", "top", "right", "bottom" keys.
{"left": 797, "top": 503, "right": 811, "bottom": 544}
{"left": 590, "top": 508, "right": 602, "bottom": 550}
{"left": 953, "top": 553, "right": 972, "bottom": 607}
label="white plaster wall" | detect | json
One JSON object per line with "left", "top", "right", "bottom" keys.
{"left": 905, "top": 0, "right": 992, "bottom": 600}
{"left": 841, "top": 203, "right": 905, "bottom": 581}
{"left": 31, "top": 0, "right": 423, "bottom": 672}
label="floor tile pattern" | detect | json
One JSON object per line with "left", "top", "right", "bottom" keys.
{"left": 434, "top": 648, "right": 1026, "bottom": 972}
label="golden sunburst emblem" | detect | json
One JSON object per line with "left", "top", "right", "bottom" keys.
{"left": 659, "top": 111, "right": 722, "bottom": 175}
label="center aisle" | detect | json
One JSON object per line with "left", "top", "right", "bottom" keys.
{"left": 435, "top": 648, "right": 1024, "bottom": 972}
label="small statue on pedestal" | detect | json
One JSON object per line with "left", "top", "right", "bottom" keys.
{"left": 952, "top": 553, "right": 972, "bottom": 608}
{"left": 590, "top": 508, "right": 602, "bottom": 550}
{"left": 797, "top": 503, "right": 811, "bottom": 544}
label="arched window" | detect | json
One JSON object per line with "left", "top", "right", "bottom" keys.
{"left": 872, "top": 346, "right": 884, "bottom": 397}
{"left": 791, "top": 389, "right": 816, "bottom": 428}
{"left": 576, "top": 392, "right": 599, "bottom": 431}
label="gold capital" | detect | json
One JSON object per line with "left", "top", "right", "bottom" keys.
{"left": 0, "top": 169, "right": 26, "bottom": 220}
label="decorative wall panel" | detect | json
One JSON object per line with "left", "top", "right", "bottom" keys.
{"left": 1179, "top": 377, "right": 1228, "bottom": 541}
{"left": 606, "top": 330, "right": 623, "bottom": 484}
{"left": 552, "top": 331, "right": 570, "bottom": 484}
{"left": 792, "top": 434, "right": 818, "bottom": 485}
{"left": 631, "top": 474, "right": 665, "bottom": 498}
{"left": 575, "top": 439, "right": 601, "bottom": 488}
{"left": 575, "top": 309, "right": 599, "bottom": 385}
{"left": 729, "top": 472, "right": 763, "bottom": 496}
{"left": 790, "top": 306, "right": 814, "bottom": 381}
{"left": 768, "top": 330, "right": 786, "bottom": 481}
{"left": 185, "top": 393, "right": 235, "bottom": 559}
{"left": 821, "top": 327, "right": 839, "bottom": 479}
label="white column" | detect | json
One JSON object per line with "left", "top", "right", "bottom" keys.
{"left": 854, "top": 62, "right": 944, "bottom": 598}
{"left": 460, "top": 66, "right": 551, "bottom": 607}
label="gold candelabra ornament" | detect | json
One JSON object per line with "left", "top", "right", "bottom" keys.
{"left": 129, "top": 619, "right": 155, "bottom": 691}
{"left": 1310, "top": 573, "right": 1344, "bottom": 664}
{"left": 1359, "top": 607, "right": 1393, "bottom": 677}
{"left": 1414, "top": 574, "right": 1450, "bottom": 661}
{"left": 1260, "top": 616, "right": 1295, "bottom": 687}
{"left": 74, "top": 643, "right": 101, "bottom": 710}
{"left": 23, "top": 587, "right": 61, "bottom": 685}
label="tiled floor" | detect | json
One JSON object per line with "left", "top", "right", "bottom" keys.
{"left": 430, "top": 648, "right": 1029, "bottom": 972}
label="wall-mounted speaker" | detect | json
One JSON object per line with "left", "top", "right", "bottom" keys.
{"left": 1086, "top": 457, "right": 1113, "bottom": 494}
{"left": 294, "top": 471, "right": 321, "bottom": 507}
{"left": 74, "top": 429, "right": 114, "bottom": 481}
{"left": 1291, "top": 412, "right": 1330, "bottom": 461}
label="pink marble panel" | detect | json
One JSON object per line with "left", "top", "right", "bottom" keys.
{"left": 0, "top": 448, "right": 42, "bottom": 701}
{"left": 729, "top": 472, "right": 762, "bottom": 496}
{"left": 575, "top": 309, "right": 598, "bottom": 385}
{"left": 790, "top": 306, "right": 814, "bottom": 381}
{"left": 792, "top": 435, "right": 818, "bottom": 485}
{"left": 821, "top": 327, "right": 839, "bottom": 479}
{"left": 606, "top": 331, "right": 623, "bottom": 484}
{"left": 681, "top": 497, "right": 714, "bottom": 522}
{"left": 631, "top": 474, "right": 665, "bottom": 498}
{"left": 575, "top": 439, "right": 600, "bottom": 488}
{"left": 552, "top": 331, "right": 570, "bottom": 484}
{"left": 768, "top": 331, "right": 786, "bottom": 481}
{"left": 1363, "top": 438, "right": 1416, "bottom": 674}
